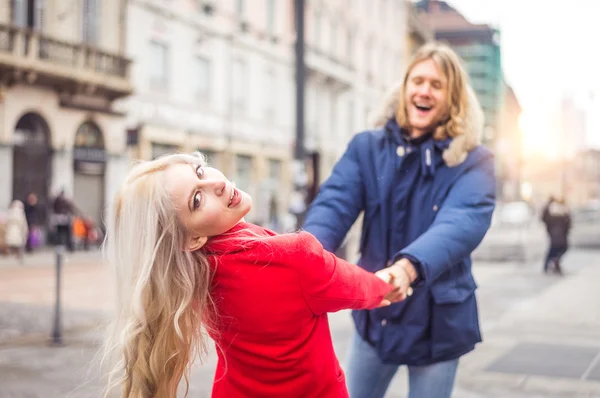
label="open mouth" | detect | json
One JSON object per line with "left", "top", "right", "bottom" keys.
{"left": 414, "top": 103, "right": 433, "bottom": 112}
{"left": 228, "top": 188, "right": 241, "bottom": 208}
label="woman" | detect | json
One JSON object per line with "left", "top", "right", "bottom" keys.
{"left": 102, "top": 152, "right": 404, "bottom": 398}
{"left": 24, "top": 193, "right": 40, "bottom": 252}
{"left": 303, "top": 42, "right": 496, "bottom": 398}
{"left": 4, "top": 200, "right": 28, "bottom": 263}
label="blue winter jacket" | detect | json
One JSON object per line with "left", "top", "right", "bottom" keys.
{"left": 303, "top": 119, "right": 496, "bottom": 366}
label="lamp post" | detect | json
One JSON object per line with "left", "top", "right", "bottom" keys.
{"left": 289, "top": 0, "right": 307, "bottom": 229}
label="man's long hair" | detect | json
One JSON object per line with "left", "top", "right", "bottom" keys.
{"left": 371, "top": 42, "right": 484, "bottom": 166}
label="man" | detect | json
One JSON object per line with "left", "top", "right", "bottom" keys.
{"left": 541, "top": 196, "right": 571, "bottom": 274}
{"left": 52, "top": 190, "right": 75, "bottom": 252}
{"left": 303, "top": 43, "right": 496, "bottom": 398}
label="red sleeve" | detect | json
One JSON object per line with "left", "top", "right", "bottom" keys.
{"left": 293, "top": 232, "right": 393, "bottom": 316}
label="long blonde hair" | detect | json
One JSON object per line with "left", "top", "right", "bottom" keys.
{"left": 371, "top": 42, "right": 484, "bottom": 166}
{"left": 101, "top": 152, "right": 215, "bottom": 397}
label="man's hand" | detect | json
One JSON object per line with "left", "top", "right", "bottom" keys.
{"left": 375, "top": 258, "right": 418, "bottom": 305}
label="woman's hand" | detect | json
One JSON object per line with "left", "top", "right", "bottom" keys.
{"left": 375, "top": 258, "right": 418, "bottom": 306}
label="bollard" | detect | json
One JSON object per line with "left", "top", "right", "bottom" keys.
{"left": 50, "top": 245, "right": 64, "bottom": 346}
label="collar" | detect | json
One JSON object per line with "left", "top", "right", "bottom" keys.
{"left": 202, "top": 222, "right": 270, "bottom": 255}
{"left": 384, "top": 118, "right": 451, "bottom": 177}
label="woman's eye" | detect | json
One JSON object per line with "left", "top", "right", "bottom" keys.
{"left": 193, "top": 192, "right": 202, "bottom": 210}
{"left": 196, "top": 166, "right": 204, "bottom": 178}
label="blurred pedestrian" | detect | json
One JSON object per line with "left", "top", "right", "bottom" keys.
{"left": 541, "top": 196, "right": 571, "bottom": 275}
{"left": 0, "top": 211, "right": 9, "bottom": 255}
{"left": 51, "top": 189, "right": 75, "bottom": 252}
{"left": 101, "top": 152, "right": 402, "bottom": 398}
{"left": 5, "top": 200, "right": 28, "bottom": 264}
{"left": 303, "top": 42, "right": 496, "bottom": 398}
{"left": 24, "top": 192, "right": 41, "bottom": 252}
{"left": 72, "top": 216, "right": 87, "bottom": 250}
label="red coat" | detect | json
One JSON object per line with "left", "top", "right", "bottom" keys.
{"left": 204, "top": 223, "right": 392, "bottom": 397}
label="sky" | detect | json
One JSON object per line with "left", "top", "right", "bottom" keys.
{"left": 434, "top": 0, "right": 600, "bottom": 156}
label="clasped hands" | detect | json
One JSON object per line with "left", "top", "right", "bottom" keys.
{"left": 375, "top": 258, "right": 418, "bottom": 307}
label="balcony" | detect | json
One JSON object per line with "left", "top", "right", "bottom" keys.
{"left": 0, "top": 23, "right": 133, "bottom": 100}
{"left": 305, "top": 45, "right": 354, "bottom": 92}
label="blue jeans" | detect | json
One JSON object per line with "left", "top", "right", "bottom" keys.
{"left": 543, "top": 245, "right": 567, "bottom": 273}
{"left": 345, "top": 332, "right": 459, "bottom": 398}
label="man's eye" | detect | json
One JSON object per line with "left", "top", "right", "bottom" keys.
{"left": 193, "top": 192, "right": 201, "bottom": 210}
{"left": 196, "top": 165, "right": 204, "bottom": 178}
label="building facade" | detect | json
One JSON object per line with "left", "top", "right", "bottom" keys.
{"left": 120, "top": 0, "right": 408, "bottom": 227}
{"left": 496, "top": 84, "right": 522, "bottom": 201}
{"left": 0, "top": 0, "right": 132, "bottom": 230}
{"left": 415, "top": 0, "right": 503, "bottom": 145}
{"left": 406, "top": 0, "right": 433, "bottom": 57}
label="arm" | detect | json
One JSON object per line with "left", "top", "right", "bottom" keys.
{"left": 22, "top": 216, "right": 29, "bottom": 240}
{"left": 541, "top": 205, "right": 550, "bottom": 224}
{"left": 393, "top": 152, "right": 496, "bottom": 283}
{"left": 294, "top": 232, "right": 393, "bottom": 316}
{"left": 303, "top": 135, "right": 366, "bottom": 252}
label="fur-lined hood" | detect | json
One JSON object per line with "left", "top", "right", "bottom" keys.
{"left": 369, "top": 81, "right": 485, "bottom": 167}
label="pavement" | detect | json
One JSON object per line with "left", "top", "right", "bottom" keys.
{"left": 1, "top": 242, "right": 600, "bottom": 397}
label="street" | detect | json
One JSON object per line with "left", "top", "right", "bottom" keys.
{"left": 1, "top": 243, "right": 600, "bottom": 397}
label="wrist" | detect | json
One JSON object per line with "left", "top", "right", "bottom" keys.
{"left": 395, "top": 259, "right": 417, "bottom": 283}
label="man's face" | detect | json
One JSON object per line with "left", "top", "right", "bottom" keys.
{"left": 404, "top": 58, "right": 449, "bottom": 137}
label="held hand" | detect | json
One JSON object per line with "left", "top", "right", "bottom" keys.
{"left": 375, "top": 259, "right": 418, "bottom": 305}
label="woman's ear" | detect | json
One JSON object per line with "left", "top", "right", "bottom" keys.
{"left": 187, "top": 235, "right": 208, "bottom": 252}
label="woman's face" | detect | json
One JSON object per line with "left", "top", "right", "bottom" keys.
{"left": 166, "top": 163, "right": 252, "bottom": 250}
{"left": 404, "top": 58, "right": 449, "bottom": 137}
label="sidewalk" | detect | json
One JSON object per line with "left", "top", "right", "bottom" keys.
{"left": 0, "top": 249, "right": 599, "bottom": 397}
{"left": 0, "top": 247, "right": 102, "bottom": 268}
{"left": 453, "top": 249, "right": 600, "bottom": 397}
{"left": 0, "top": 249, "right": 108, "bottom": 346}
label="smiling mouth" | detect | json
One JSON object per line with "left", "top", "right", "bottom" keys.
{"left": 228, "top": 188, "right": 241, "bottom": 208}
{"left": 415, "top": 103, "right": 433, "bottom": 112}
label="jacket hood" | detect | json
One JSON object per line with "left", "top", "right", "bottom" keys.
{"left": 369, "top": 81, "right": 485, "bottom": 167}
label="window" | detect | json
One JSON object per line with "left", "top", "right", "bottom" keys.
{"left": 365, "top": 39, "right": 373, "bottom": 76}
{"left": 268, "top": 159, "right": 281, "bottom": 184}
{"left": 198, "top": 149, "right": 217, "bottom": 166}
{"left": 346, "top": 29, "right": 353, "bottom": 65}
{"left": 234, "top": 155, "right": 253, "bottom": 197}
{"left": 149, "top": 40, "right": 169, "bottom": 90}
{"left": 380, "top": 0, "right": 388, "bottom": 26}
{"left": 82, "top": 0, "right": 99, "bottom": 44}
{"left": 12, "top": 0, "right": 27, "bottom": 26}
{"left": 232, "top": 59, "right": 248, "bottom": 110}
{"left": 236, "top": 0, "right": 245, "bottom": 17}
{"left": 266, "top": 0, "right": 275, "bottom": 36}
{"left": 347, "top": 99, "right": 354, "bottom": 133}
{"left": 12, "top": 0, "right": 44, "bottom": 30}
{"left": 313, "top": 12, "right": 321, "bottom": 46}
{"left": 194, "top": 56, "right": 211, "bottom": 100}
{"left": 264, "top": 67, "right": 276, "bottom": 119}
{"left": 330, "top": 19, "right": 337, "bottom": 56}
{"left": 152, "top": 143, "right": 178, "bottom": 160}
{"left": 74, "top": 121, "right": 104, "bottom": 148}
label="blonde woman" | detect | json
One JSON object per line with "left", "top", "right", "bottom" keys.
{"left": 303, "top": 42, "right": 496, "bottom": 398}
{"left": 102, "top": 152, "right": 406, "bottom": 398}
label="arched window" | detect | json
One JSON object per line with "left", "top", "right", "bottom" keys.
{"left": 74, "top": 121, "right": 104, "bottom": 149}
